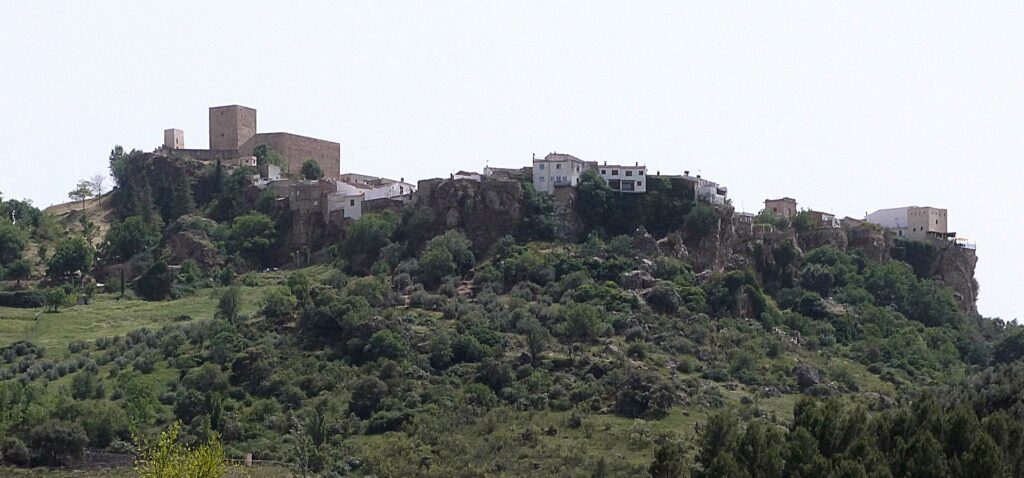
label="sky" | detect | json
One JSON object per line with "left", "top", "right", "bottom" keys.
{"left": 0, "top": 1, "right": 1021, "bottom": 320}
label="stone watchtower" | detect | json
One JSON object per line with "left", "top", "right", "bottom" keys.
{"left": 163, "top": 129, "right": 184, "bottom": 149}
{"left": 209, "top": 105, "right": 257, "bottom": 153}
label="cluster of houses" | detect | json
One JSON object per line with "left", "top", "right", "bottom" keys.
{"left": 745, "top": 196, "right": 974, "bottom": 250}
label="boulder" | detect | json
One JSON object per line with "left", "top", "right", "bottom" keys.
{"left": 792, "top": 363, "right": 822, "bottom": 391}
{"left": 618, "top": 270, "right": 656, "bottom": 290}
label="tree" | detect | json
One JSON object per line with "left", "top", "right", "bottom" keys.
{"left": 994, "top": 329, "right": 1024, "bottom": 364}
{"left": 339, "top": 213, "right": 398, "bottom": 274}
{"left": 228, "top": 212, "right": 277, "bottom": 264}
{"left": 300, "top": 159, "right": 324, "bottom": 180}
{"left": 68, "top": 179, "right": 94, "bottom": 211}
{"left": 693, "top": 412, "right": 743, "bottom": 478}
{"left": 576, "top": 170, "right": 612, "bottom": 229}
{"left": 47, "top": 236, "right": 93, "bottom": 280}
{"left": 0, "top": 221, "right": 27, "bottom": 265}
{"left": 135, "top": 261, "right": 172, "bottom": 301}
{"left": 43, "top": 287, "right": 70, "bottom": 312}
{"left": 89, "top": 174, "right": 107, "bottom": 197}
{"left": 217, "top": 286, "right": 243, "bottom": 323}
{"left": 649, "top": 441, "right": 687, "bottom": 478}
{"left": 418, "top": 243, "right": 456, "bottom": 287}
{"left": 253, "top": 144, "right": 284, "bottom": 168}
{"left": 103, "top": 215, "right": 158, "bottom": 262}
{"left": 4, "top": 258, "right": 31, "bottom": 284}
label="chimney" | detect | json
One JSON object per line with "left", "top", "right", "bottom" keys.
{"left": 697, "top": 174, "right": 701, "bottom": 178}
{"left": 684, "top": 170, "right": 689, "bottom": 176}
{"left": 635, "top": 161, "right": 638, "bottom": 166}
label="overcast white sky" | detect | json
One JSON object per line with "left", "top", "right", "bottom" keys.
{"left": 0, "top": 1, "right": 1021, "bottom": 320}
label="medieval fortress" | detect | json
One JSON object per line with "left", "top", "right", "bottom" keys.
{"left": 164, "top": 105, "right": 341, "bottom": 178}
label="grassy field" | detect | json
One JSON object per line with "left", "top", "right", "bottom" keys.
{"left": 0, "top": 265, "right": 340, "bottom": 353}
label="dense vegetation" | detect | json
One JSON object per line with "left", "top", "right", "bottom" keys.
{"left": 0, "top": 149, "right": 1021, "bottom": 477}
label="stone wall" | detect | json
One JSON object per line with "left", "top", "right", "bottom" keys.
{"left": 255, "top": 132, "right": 341, "bottom": 178}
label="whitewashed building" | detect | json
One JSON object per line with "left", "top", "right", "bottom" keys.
{"left": 596, "top": 162, "right": 647, "bottom": 193}
{"left": 532, "top": 152, "right": 592, "bottom": 194}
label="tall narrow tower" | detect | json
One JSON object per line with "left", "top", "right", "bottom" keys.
{"left": 209, "top": 105, "right": 257, "bottom": 152}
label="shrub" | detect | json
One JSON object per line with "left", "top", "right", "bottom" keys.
{"left": 348, "top": 377, "right": 388, "bottom": 419}
{"left": 261, "top": 288, "right": 297, "bottom": 321}
{"left": 0, "top": 437, "right": 30, "bottom": 467}
{"left": 135, "top": 422, "right": 226, "bottom": 478}
{"left": 29, "top": 420, "right": 88, "bottom": 466}
{"left": 645, "top": 282, "right": 682, "bottom": 314}
{"left": 613, "top": 368, "right": 674, "bottom": 419}
{"left": 560, "top": 303, "right": 610, "bottom": 342}
{"left": 0, "top": 290, "right": 45, "bottom": 308}
{"left": 684, "top": 203, "right": 718, "bottom": 238}
{"left": 367, "top": 330, "right": 409, "bottom": 360}
{"left": 216, "top": 286, "right": 242, "bottom": 323}
{"left": 135, "top": 261, "right": 172, "bottom": 301}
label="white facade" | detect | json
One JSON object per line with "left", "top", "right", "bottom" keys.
{"left": 596, "top": 163, "right": 647, "bottom": 193}
{"left": 532, "top": 153, "right": 591, "bottom": 194}
{"left": 336, "top": 173, "right": 416, "bottom": 201}
{"left": 326, "top": 192, "right": 363, "bottom": 220}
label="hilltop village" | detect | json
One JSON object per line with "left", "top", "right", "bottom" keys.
{"left": 0, "top": 105, "right": 1015, "bottom": 477}
{"left": 162, "top": 105, "right": 976, "bottom": 253}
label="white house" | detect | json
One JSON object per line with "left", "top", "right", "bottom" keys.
{"left": 325, "top": 192, "right": 364, "bottom": 220}
{"left": 596, "top": 162, "right": 647, "bottom": 193}
{"left": 532, "top": 152, "right": 592, "bottom": 194}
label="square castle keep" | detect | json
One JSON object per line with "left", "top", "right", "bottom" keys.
{"left": 164, "top": 105, "right": 341, "bottom": 178}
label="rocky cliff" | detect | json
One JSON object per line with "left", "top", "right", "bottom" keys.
{"left": 414, "top": 178, "right": 525, "bottom": 253}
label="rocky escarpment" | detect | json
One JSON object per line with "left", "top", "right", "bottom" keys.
{"left": 162, "top": 215, "right": 224, "bottom": 268}
{"left": 682, "top": 212, "right": 980, "bottom": 313}
{"left": 414, "top": 178, "right": 525, "bottom": 253}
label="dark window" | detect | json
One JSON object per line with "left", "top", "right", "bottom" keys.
{"left": 638, "top": 171, "right": 644, "bottom": 176}
{"left": 556, "top": 164, "right": 561, "bottom": 169}
{"left": 625, "top": 171, "right": 633, "bottom": 176}
{"left": 350, "top": 199, "right": 355, "bottom": 206}
{"left": 611, "top": 170, "right": 619, "bottom": 175}
{"left": 601, "top": 169, "right": 606, "bottom": 174}
{"left": 637, "top": 181, "right": 642, "bottom": 187}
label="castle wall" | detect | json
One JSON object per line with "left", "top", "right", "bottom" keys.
{"left": 254, "top": 132, "right": 341, "bottom": 178}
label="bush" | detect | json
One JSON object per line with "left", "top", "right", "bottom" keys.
{"left": 645, "top": 282, "right": 682, "bottom": 314}
{"left": 29, "top": 420, "right": 88, "bottom": 466}
{"left": 261, "top": 288, "right": 297, "bottom": 321}
{"left": 0, "top": 290, "right": 44, "bottom": 308}
{"left": 135, "top": 261, "right": 172, "bottom": 301}
{"left": 1, "top": 437, "right": 30, "bottom": 467}
{"left": 613, "top": 368, "right": 674, "bottom": 419}
{"left": 560, "top": 303, "right": 610, "bottom": 342}
{"left": 684, "top": 203, "right": 718, "bottom": 238}
{"left": 367, "top": 330, "right": 409, "bottom": 360}
{"left": 348, "top": 377, "right": 388, "bottom": 419}
{"left": 136, "top": 422, "right": 226, "bottom": 478}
